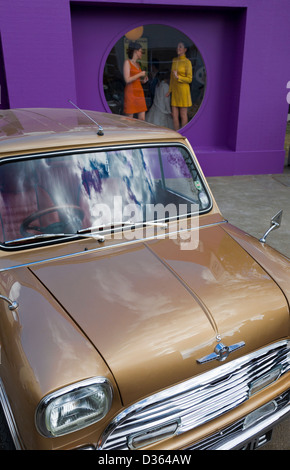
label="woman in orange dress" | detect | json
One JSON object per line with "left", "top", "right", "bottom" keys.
{"left": 123, "top": 42, "right": 148, "bottom": 120}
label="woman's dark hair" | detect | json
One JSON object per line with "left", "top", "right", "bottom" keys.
{"left": 127, "top": 41, "right": 142, "bottom": 59}
{"left": 178, "top": 41, "right": 189, "bottom": 56}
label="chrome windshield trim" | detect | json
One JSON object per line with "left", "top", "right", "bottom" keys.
{"left": 0, "top": 219, "right": 227, "bottom": 273}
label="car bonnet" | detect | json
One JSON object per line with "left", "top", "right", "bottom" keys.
{"left": 29, "top": 223, "right": 289, "bottom": 405}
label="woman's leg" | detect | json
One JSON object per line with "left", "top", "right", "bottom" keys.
{"left": 137, "top": 112, "right": 146, "bottom": 121}
{"left": 172, "top": 106, "right": 180, "bottom": 130}
{"left": 180, "top": 107, "right": 188, "bottom": 128}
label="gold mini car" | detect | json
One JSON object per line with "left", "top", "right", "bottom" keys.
{"left": 0, "top": 108, "right": 289, "bottom": 451}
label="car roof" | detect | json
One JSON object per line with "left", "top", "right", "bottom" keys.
{"left": 0, "top": 108, "right": 183, "bottom": 157}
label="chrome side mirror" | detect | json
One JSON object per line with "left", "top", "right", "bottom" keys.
{"left": 259, "top": 210, "right": 283, "bottom": 244}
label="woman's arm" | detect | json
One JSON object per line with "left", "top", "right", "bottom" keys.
{"left": 123, "top": 60, "right": 146, "bottom": 84}
{"left": 176, "top": 59, "right": 192, "bottom": 84}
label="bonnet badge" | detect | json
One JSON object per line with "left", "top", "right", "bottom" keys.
{"left": 197, "top": 341, "right": 245, "bottom": 364}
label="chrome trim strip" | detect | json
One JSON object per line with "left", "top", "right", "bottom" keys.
{"left": 0, "top": 378, "right": 23, "bottom": 449}
{"left": 0, "top": 219, "right": 227, "bottom": 273}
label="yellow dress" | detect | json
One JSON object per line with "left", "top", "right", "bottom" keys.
{"left": 169, "top": 55, "right": 192, "bottom": 107}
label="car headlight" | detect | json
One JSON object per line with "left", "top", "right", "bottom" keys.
{"left": 36, "top": 377, "right": 113, "bottom": 437}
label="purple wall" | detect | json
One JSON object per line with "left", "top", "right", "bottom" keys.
{"left": 0, "top": 0, "right": 290, "bottom": 177}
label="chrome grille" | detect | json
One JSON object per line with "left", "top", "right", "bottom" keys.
{"left": 187, "top": 390, "right": 290, "bottom": 449}
{"left": 98, "top": 341, "right": 290, "bottom": 450}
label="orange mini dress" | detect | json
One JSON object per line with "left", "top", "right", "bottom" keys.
{"left": 123, "top": 61, "right": 147, "bottom": 115}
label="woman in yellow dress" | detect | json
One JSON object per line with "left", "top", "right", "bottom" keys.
{"left": 167, "top": 42, "right": 192, "bottom": 130}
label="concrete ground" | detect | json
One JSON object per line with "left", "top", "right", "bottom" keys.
{"left": 207, "top": 165, "right": 290, "bottom": 451}
{"left": 207, "top": 166, "right": 290, "bottom": 258}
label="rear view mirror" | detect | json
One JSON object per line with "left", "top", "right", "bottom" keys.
{"left": 259, "top": 210, "right": 283, "bottom": 244}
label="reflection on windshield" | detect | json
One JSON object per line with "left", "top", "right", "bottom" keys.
{"left": 0, "top": 145, "right": 210, "bottom": 245}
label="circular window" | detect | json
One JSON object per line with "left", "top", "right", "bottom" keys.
{"left": 103, "top": 24, "right": 206, "bottom": 130}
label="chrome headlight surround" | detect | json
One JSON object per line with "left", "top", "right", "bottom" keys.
{"left": 35, "top": 377, "right": 113, "bottom": 438}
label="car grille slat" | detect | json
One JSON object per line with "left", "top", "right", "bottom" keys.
{"left": 99, "top": 341, "right": 290, "bottom": 450}
{"left": 181, "top": 384, "right": 248, "bottom": 426}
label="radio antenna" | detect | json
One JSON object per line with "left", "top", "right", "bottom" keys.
{"left": 68, "top": 100, "right": 104, "bottom": 136}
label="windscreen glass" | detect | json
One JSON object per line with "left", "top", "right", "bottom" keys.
{"left": 0, "top": 145, "right": 210, "bottom": 245}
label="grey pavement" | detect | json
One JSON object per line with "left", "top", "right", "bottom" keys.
{"left": 207, "top": 165, "right": 290, "bottom": 450}
{"left": 207, "top": 166, "right": 290, "bottom": 258}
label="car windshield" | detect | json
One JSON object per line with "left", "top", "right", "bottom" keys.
{"left": 0, "top": 145, "right": 211, "bottom": 247}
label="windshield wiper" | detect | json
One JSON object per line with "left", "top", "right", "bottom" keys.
{"left": 3, "top": 233, "right": 76, "bottom": 246}
{"left": 4, "top": 220, "right": 168, "bottom": 247}
{"left": 3, "top": 231, "right": 105, "bottom": 246}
